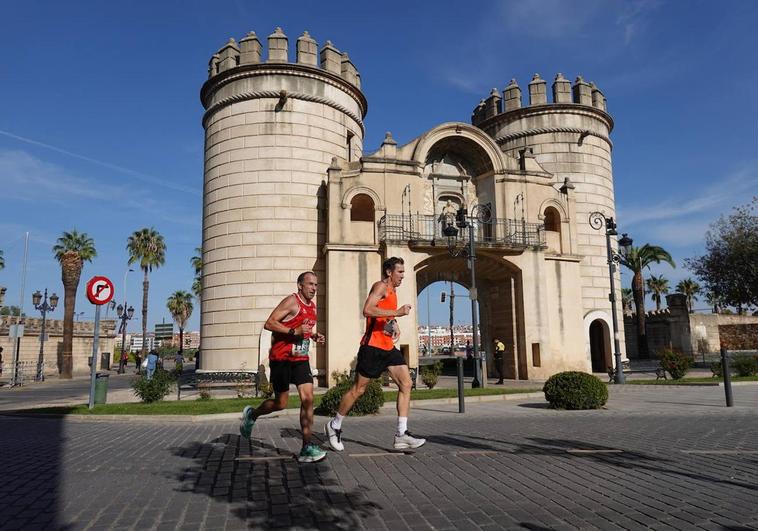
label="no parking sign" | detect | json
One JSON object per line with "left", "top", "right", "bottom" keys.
{"left": 86, "top": 276, "right": 114, "bottom": 306}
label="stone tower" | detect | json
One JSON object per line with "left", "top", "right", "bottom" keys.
{"left": 199, "top": 28, "right": 367, "bottom": 370}
{"left": 472, "top": 73, "right": 625, "bottom": 357}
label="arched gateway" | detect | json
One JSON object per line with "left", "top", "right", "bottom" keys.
{"left": 199, "top": 29, "right": 628, "bottom": 383}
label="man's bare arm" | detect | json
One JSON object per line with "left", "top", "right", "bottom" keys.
{"left": 264, "top": 295, "right": 311, "bottom": 336}
{"left": 362, "top": 281, "right": 412, "bottom": 318}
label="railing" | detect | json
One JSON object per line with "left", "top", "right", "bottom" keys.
{"left": 378, "top": 214, "right": 546, "bottom": 248}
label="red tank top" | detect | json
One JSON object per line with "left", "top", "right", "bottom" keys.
{"left": 361, "top": 282, "right": 397, "bottom": 351}
{"left": 269, "top": 294, "right": 317, "bottom": 362}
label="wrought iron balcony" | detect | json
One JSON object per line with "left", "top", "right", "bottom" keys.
{"left": 378, "top": 214, "right": 546, "bottom": 249}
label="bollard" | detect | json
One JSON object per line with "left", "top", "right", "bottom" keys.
{"left": 720, "top": 347, "right": 733, "bottom": 407}
{"left": 457, "top": 356, "right": 465, "bottom": 413}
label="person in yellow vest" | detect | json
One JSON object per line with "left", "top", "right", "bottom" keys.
{"left": 493, "top": 338, "right": 505, "bottom": 384}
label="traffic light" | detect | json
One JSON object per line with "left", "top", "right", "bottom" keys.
{"left": 440, "top": 292, "right": 446, "bottom": 303}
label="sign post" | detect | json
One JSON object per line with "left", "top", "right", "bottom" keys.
{"left": 86, "top": 276, "right": 114, "bottom": 409}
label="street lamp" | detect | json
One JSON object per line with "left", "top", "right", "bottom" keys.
{"left": 441, "top": 203, "right": 491, "bottom": 388}
{"left": 116, "top": 303, "right": 135, "bottom": 373}
{"left": 589, "top": 212, "right": 633, "bottom": 384}
{"left": 33, "top": 288, "right": 59, "bottom": 381}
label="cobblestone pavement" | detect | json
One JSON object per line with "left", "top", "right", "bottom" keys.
{"left": 1, "top": 385, "right": 757, "bottom": 530}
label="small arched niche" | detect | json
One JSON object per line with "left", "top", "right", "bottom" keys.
{"left": 350, "top": 193, "right": 375, "bottom": 222}
{"left": 543, "top": 206, "right": 562, "bottom": 253}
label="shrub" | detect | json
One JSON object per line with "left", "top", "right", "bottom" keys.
{"left": 731, "top": 354, "right": 758, "bottom": 377}
{"left": 710, "top": 361, "right": 723, "bottom": 378}
{"left": 315, "top": 371, "right": 384, "bottom": 416}
{"left": 543, "top": 371, "right": 608, "bottom": 410}
{"left": 420, "top": 361, "right": 443, "bottom": 389}
{"left": 658, "top": 348, "right": 693, "bottom": 380}
{"left": 132, "top": 369, "right": 175, "bottom": 403}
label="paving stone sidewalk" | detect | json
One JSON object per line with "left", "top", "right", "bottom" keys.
{"left": 1, "top": 385, "right": 757, "bottom": 530}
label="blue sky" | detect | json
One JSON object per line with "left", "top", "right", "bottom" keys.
{"left": 1, "top": 0, "right": 756, "bottom": 330}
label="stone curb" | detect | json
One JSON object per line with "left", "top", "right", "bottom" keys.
{"left": 0, "top": 391, "right": 546, "bottom": 424}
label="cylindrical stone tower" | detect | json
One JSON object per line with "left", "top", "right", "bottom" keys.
{"left": 473, "top": 72, "right": 625, "bottom": 358}
{"left": 199, "top": 28, "right": 367, "bottom": 371}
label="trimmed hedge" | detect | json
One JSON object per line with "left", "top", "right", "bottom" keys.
{"left": 543, "top": 371, "right": 608, "bottom": 410}
{"left": 315, "top": 371, "right": 385, "bottom": 416}
{"left": 731, "top": 354, "right": 758, "bottom": 377}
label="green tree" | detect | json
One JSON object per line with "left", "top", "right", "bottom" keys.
{"left": 0, "top": 305, "right": 24, "bottom": 316}
{"left": 53, "top": 230, "right": 96, "bottom": 378}
{"left": 127, "top": 228, "right": 166, "bottom": 362}
{"left": 619, "top": 244, "right": 675, "bottom": 358}
{"left": 191, "top": 247, "right": 202, "bottom": 300}
{"left": 167, "top": 290, "right": 193, "bottom": 353}
{"left": 645, "top": 274, "right": 670, "bottom": 311}
{"left": 686, "top": 198, "right": 757, "bottom": 314}
{"left": 621, "top": 288, "right": 634, "bottom": 315}
{"left": 676, "top": 278, "right": 701, "bottom": 313}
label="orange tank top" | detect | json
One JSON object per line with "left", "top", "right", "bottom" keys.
{"left": 361, "top": 282, "right": 397, "bottom": 350}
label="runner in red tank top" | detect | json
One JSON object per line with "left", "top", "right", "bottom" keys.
{"left": 239, "top": 271, "right": 327, "bottom": 463}
{"left": 325, "top": 257, "right": 426, "bottom": 452}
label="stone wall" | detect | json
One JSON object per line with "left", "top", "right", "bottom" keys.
{"left": 0, "top": 316, "right": 117, "bottom": 377}
{"left": 719, "top": 323, "right": 758, "bottom": 350}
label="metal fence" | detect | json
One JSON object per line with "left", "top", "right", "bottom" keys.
{"left": 378, "top": 214, "right": 546, "bottom": 248}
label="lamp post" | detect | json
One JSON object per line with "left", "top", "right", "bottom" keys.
{"left": 441, "top": 204, "right": 491, "bottom": 388}
{"left": 33, "top": 289, "right": 59, "bottom": 381}
{"left": 116, "top": 303, "right": 135, "bottom": 373}
{"left": 589, "top": 212, "right": 633, "bottom": 384}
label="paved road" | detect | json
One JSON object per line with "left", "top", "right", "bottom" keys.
{"left": 1, "top": 385, "right": 756, "bottom": 530}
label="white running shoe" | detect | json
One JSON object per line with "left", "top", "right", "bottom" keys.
{"left": 394, "top": 430, "right": 426, "bottom": 450}
{"left": 324, "top": 421, "right": 344, "bottom": 451}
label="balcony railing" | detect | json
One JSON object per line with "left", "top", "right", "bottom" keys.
{"left": 378, "top": 214, "right": 546, "bottom": 249}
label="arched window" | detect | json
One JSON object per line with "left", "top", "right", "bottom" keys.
{"left": 544, "top": 207, "right": 561, "bottom": 232}
{"left": 350, "top": 194, "right": 375, "bottom": 222}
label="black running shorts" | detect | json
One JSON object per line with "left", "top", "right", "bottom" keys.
{"left": 356, "top": 344, "right": 407, "bottom": 379}
{"left": 269, "top": 360, "right": 313, "bottom": 393}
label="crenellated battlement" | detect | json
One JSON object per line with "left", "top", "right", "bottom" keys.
{"left": 471, "top": 73, "right": 607, "bottom": 126}
{"left": 206, "top": 28, "right": 361, "bottom": 90}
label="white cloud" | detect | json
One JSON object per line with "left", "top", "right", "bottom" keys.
{"left": 617, "top": 165, "right": 758, "bottom": 226}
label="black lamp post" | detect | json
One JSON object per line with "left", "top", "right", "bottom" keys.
{"left": 33, "top": 289, "right": 59, "bottom": 381}
{"left": 116, "top": 303, "right": 135, "bottom": 373}
{"left": 441, "top": 204, "right": 492, "bottom": 388}
{"left": 589, "top": 212, "right": 633, "bottom": 384}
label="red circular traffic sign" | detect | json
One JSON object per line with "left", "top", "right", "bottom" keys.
{"left": 86, "top": 276, "right": 115, "bottom": 305}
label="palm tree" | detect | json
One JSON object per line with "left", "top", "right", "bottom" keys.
{"left": 705, "top": 290, "right": 722, "bottom": 314}
{"left": 619, "top": 244, "right": 675, "bottom": 358}
{"left": 53, "top": 230, "right": 96, "bottom": 378}
{"left": 676, "top": 278, "right": 701, "bottom": 313}
{"left": 621, "top": 288, "right": 634, "bottom": 315}
{"left": 127, "top": 228, "right": 166, "bottom": 363}
{"left": 191, "top": 247, "right": 202, "bottom": 300}
{"left": 167, "top": 291, "right": 193, "bottom": 353}
{"left": 0, "top": 248, "right": 4, "bottom": 270}
{"left": 645, "top": 274, "right": 670, "bottom": 311}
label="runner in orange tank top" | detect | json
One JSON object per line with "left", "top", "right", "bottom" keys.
{"left": 325, "top": 257, "right": 426, "bottom": 452}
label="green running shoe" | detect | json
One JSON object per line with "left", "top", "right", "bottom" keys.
{"left": 297, "top": 443, "right": 327, "bottom": 463}
{"left": 239, "top": 405, "right": 255, "bottom": 439}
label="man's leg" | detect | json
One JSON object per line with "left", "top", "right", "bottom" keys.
{"left": 296, "top": 382, "right": 314, "bottom": 445}
{"left": 240, "top": 361, "right": 290, "bottom": 439}
{"left": 388, "top": 364, "right": 426, "bottom": 449}
{"left": 324, "top": 374, "right": 371, "bottom": 451}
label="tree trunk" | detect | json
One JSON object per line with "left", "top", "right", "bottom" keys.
{"left": 632, "top": 271, "right": 648, "bottom": 358}
{"left": 141, "top": 269, "right": 149, "bottom": 361}
{"left": 655, "top": 295, "right": 661, "bottom": 312}
{"left": 59, "top": 252, "right": 82, "bottom": 379}
{"left": 179, "top": 327, "right": 184, "bottom": 354}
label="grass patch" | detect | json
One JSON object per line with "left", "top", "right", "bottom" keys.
{"left": 19, "top": 386, "right": 541, "bottom": 416}
{"left": 626, "top": 375, "right": 758, "bottom": 385}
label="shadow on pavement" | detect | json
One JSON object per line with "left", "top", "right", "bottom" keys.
{"left": 0, "top": 416, "right": 69, "bottom": 530}
{"left": 168, "top": 433, "right": 381, "bottom": 528}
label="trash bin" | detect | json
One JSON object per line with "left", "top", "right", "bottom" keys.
{"left": 100, "top": 352, "right": 111, "bottom": 371}
{"left": 94, "top": 373, "right": 109, "bottom": 404}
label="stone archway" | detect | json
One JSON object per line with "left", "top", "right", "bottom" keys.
{"left": 589, "top": 319, "right": 612, "bottom": 373}
{"left": 414, "top": 252, "right": 527, "bottom": 380}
